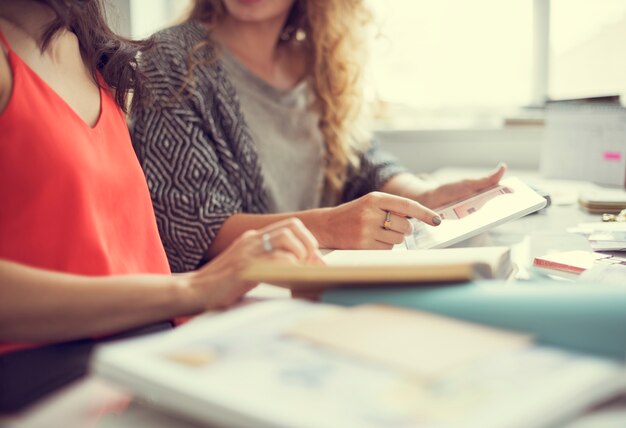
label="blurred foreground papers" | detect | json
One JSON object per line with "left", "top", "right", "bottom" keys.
{"left": 94, "top": 299, "right": 625, "bottom": 428}
{"left": 323, "top": 281, "right": 626, "bottom": 360}
{"left": 289, "top": 305, "right": 530, "bottom": 379}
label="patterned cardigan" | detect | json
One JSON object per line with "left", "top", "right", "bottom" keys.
{"left": 131, "top": 21, "right": 407, "bottom": 272}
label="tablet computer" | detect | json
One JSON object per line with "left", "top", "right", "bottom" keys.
{"left": 406, "top": 176, "right": 547, "bottom": 249}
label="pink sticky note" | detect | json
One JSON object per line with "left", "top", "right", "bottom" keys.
{"left": 603, "top": 151, "right": 622, "bottom": 161}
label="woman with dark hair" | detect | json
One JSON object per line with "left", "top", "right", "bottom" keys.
{"left": 132, "top": 0, "right": 506, "bottom": 273}
{"left": 0, "top": 0, "right": 320, "bottom": 412}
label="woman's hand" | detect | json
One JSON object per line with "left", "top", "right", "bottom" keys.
{"left": 423, "top": 164, "right": 507, "bottom": 209}
{"left": 318, "top": 192, "right": 442, "bottom": 250}
{"left": 183, "top": 218, "right": 322, "bottom": 310}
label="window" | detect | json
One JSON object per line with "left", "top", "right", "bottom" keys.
{"left": 129, "top": 0, "right": 191, "bottom": 38}
{"left": 105, "top": 0, "right": 191, "bottom": 39}
{"left": 111, "top": 1, "right": 625, "bottom": 130}
{"left": 550, "top": 0, "right": 626, "bottom": 100}
{"left": 367, "top": 0, "right": 534, "bottom": 129}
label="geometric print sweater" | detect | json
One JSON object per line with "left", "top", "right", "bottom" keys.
{"left": 131, "top": 21, "right": 407, "bottom": 272}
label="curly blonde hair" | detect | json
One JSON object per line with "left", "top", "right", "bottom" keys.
{"left": 188, "top": 0, "right": 372, "bottom": 199}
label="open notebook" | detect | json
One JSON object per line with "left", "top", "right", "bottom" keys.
{"left": 93, "top": 300, "right": 625, "bottom": 428}
{"left": 241, "top": 246, "right": 513, "bottom": 291}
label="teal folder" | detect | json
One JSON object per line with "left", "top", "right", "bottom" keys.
{"left": 321, "top": 281, "right": 626, "bottom": 361}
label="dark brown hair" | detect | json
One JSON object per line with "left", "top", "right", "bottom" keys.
{"left": 36, "top": 0, "right": 151, "bottom": 114}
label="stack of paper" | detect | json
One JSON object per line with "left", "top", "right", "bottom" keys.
{"left": 568, "top": 222, "right": 626, "bottom": 251}
{"left": 579, "top": 188, "right": 626, "bottom": 213}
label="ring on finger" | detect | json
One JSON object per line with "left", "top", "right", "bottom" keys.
{"left": 382, "top": 211, "right": 392, "bottom": 230}
{"left": 261, "top": 233, "right": 273, "bottom": 253}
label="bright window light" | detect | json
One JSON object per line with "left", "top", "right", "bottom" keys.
{"left": 367, "top": 0, "right": 533, "bottom": 111}
{"left": 550, "top": 0, "right": 626, "bottom": 100}
{"left": 129, "top": 0, "right": 191, "bottom": 39}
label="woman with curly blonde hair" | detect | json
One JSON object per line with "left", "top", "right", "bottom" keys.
{"left": 132, "top": 0, "right": 505, "bottom": 272}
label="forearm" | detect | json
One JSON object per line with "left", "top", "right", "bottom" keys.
{"left": 208, "top": 209, "right": 332, "bottom": 257}
{"left": 380, "top": 173, "right": 437, "bottom": 207}
{"left": 0, "top": 261, "right": 198, "bottom": 343}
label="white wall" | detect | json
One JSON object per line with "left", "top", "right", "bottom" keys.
{"left": 105, "top": 0, "right": 191, "bottom": 38}
{"left": 106, "top": 0, "right": 131, "bottom": 37}
{"left": 377, "top": 128, "right": 544, "bottom": 173}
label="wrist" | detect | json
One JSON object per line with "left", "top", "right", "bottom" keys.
{"left": 382, "top": 173, "right": 428, "bottom": 202}
{"left": 168, "top": 273, "right": 204, "bottom": 317}
{"left": 297, "top": 207, "right": 333, "bottom": 249}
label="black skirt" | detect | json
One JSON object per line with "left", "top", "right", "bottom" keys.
{"left": 0, "top": 321, "right": 172, "bottom": 415}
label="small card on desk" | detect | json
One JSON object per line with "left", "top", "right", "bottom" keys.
{"left": 533, "top": 250, "right": 600, "bottom": 275}
{"left": 533, "top": 250, "right": 626, "bottom": 281}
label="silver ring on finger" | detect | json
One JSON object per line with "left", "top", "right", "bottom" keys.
{"left": 382, "top": 211, "right": 392, "bottom": 230}
{"left": 261, "top": 232, "right": 273, "bottom": 253}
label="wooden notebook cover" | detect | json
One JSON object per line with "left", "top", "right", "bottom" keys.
{"left": 241, "top": 262, "right": 474, "bottom": 290}
{"left": 241, "top": 247, "right": 511, "bottom": 291}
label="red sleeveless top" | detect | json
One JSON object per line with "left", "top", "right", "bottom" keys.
{"left": 0, "top": 32, "right": 171, "bottom": 353}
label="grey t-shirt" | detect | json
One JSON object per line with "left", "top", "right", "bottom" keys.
{"left": 220, "top": 49, "right": 325, "bottom": 213}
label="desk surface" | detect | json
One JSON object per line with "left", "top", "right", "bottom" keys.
{"left": 5, "top": 376, "right": 626, "bottom": 428}
{"left": 4, "top": 170, "right": 626, "bottom": 428}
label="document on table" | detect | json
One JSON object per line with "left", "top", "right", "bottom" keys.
{"left": 568, "top": 223, "right": 626, "bottom": 251}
